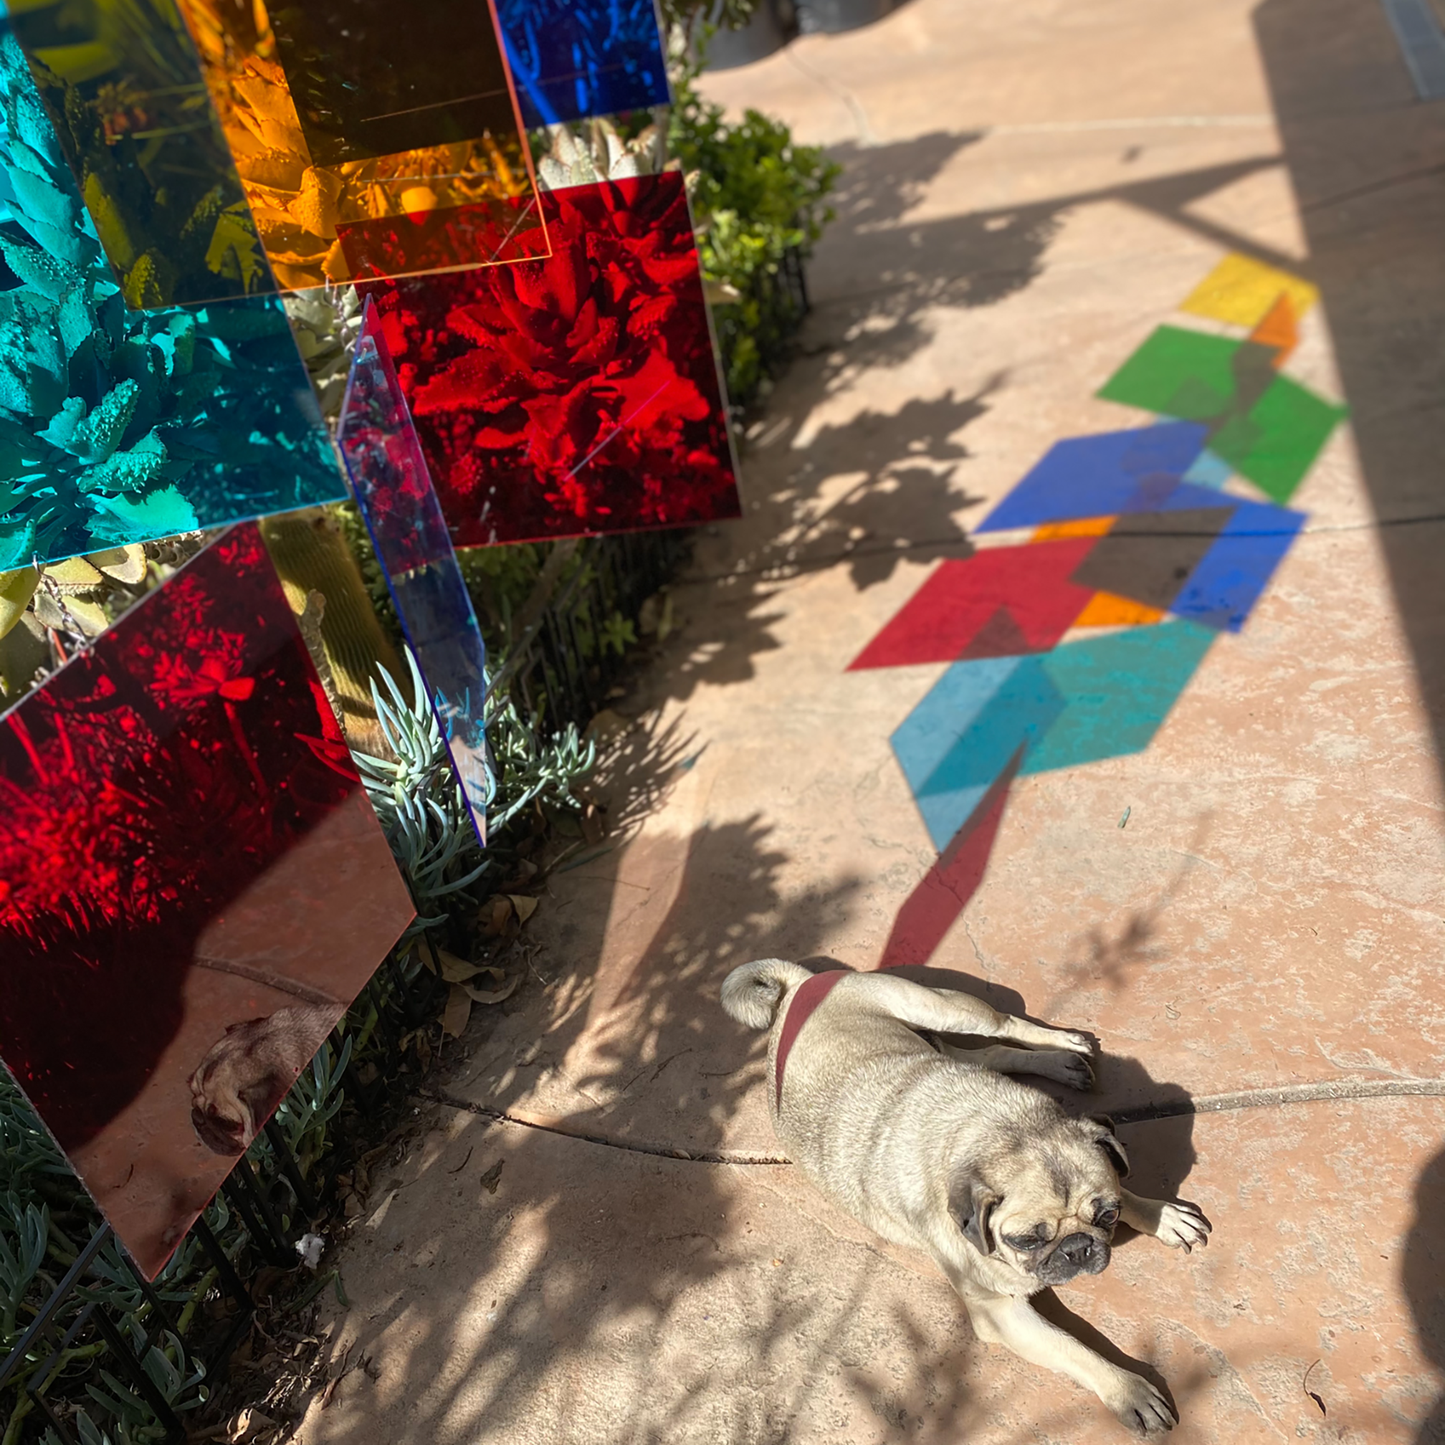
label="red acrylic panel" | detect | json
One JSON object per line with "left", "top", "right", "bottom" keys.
{"left": 360, "top": 172, "right": 742, "bottom": 546}
{"left": 0, "top": 524, "right": 414, "bottom": 1277}
{"left": 848, "top": 538, "right": 1098, "bottom": 670}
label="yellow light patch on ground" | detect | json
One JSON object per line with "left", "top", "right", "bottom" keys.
{"left": 1181, "top": 253, "right": 1319, "bottom": 328}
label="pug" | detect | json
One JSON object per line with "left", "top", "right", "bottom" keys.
{"left": 188, "top": 1004, "right": 338, "bottom": 1155}
{"left": 721, "top": 960, "right": 1211, "bottom": 1436}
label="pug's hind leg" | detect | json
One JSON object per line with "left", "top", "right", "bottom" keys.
{"left": 938, "top": 1040, "right": 1094, "bottom": 1090}
{"left": 1120, "top": 1189, "right": 1212, "bottom": 1252}
{"left": 963, "top": 1293, "right": 1176, "bottom": 1437}
{"left": 856, "top": 974, "right": 1095, "bottom": 1057}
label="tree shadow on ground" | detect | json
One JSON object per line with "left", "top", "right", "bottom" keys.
{"left": 652, "top": 127, "right": 1285, "bottom": 705}
{"left": 295, "top": 722, "right": 1210, "bottom": 1445}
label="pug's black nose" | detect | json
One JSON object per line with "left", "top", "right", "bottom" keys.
{"left": 1057, "top": 1233, "right": 1096, "bottom": 1265}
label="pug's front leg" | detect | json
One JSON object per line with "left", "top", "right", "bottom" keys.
{"left": 1119, "top": 1189, "right": 1212, "bottom": 1253}
{"left": 963, "top": 1293, "right": 1176, "bottom": 1437}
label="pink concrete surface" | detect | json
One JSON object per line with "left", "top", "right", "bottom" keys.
{"left": 297, "top": 0, "right": 1445, "bottom": 1439}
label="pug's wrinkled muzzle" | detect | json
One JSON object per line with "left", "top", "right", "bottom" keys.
{"left": 1034, "top": 1232, "right": 1111, "bottom": 1285}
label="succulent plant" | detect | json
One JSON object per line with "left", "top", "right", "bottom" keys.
{"left": 534, "top": 116, "right": 670, "bottom": 191}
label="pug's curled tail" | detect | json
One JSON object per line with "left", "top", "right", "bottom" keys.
{"left": 721, "top": 959, "right": 812, "bottom": 1030}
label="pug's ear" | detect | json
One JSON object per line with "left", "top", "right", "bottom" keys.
{"left": 947, "top": 1168, "right": 999, "bottom": 1256}
{"left": 1085, "top": 1113, "right": 1129, "bottom": 1178}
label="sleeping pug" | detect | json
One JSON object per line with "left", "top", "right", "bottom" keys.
{"left": 721, "top": 960, "right": 1211, "bottom": 1436}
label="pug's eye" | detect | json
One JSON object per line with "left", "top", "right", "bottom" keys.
{"left": 1095, "top": 1206, "right": 1120, "bottom": 1229}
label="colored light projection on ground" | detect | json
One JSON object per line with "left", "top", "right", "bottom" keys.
{"left": 176, "top": 0, "right": 547, "bottom": 291}
{"left": 496, "top": 0, "right": 670, "bottom": 128}
{"left": 361, "top": 171, "right": 741, "bottom": 545}
{"left": 338, "top": 301, "right": 489, "bottom": 848}
{"left": 860, "top": 253, "right": 1344, "bottom": 961}
{"left": 0, "top": 524, "right": 415, "bottom": 1277}
{"left": 6, "top": 0, "right": 271, "bottom": 307}
{"left": 0, "top": 29, "right": 343, "bottom": 570}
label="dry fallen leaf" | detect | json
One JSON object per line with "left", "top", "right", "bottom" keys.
{"left": 478, "top": 1159, "right": 504, "bottom": 1195}
{"left": 507, "top": 894, "right": 538, "bottom": 925}
{"left": 464, "top": 975, "right": 520, "bottom": 1006}
{"left": 441, "top": 983, "right": 472, "bottom": 1038}
{"left": 480, "top": 896, "right": 514, "bottom": 937}
{"left": 438, "top": 948, "right": 480, "bottom": 983}
{"left": 414, "top": 937, "right": 437, "bottom": 974}
{"left": 228, "top": 1408, "right": 277, "bottom": 1444}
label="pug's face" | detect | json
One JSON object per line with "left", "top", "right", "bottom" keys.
{"left": 950, "top": 1115, "right": 1129, "bottom": 1285}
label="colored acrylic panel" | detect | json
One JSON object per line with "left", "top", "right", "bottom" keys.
{"left": 1068, "top": 507, "right": 1234, "bottom": 613}
{"left": 176, "top": 0, "right": 547, "bottom": 291}
{"left": 1180, "top": 253, "right": 1318, "bottom": 329}
{"left": 338, "top": 301, "right": 488, "bottom": 848}
{"left": 363, "top": 172, "right": 742, "bottom": 545}
{"left": 0, "top": 524, "right": 415, "bottom": 1277}
{"left": 6, "top": 0, "right": 270, "bottom": 306}
{"left": 1208, "top": 374, "right": 1345, "bottom": 505}
{"left": 0, "top": 32, "right": 345, "bottom": 569}
{"left": 849, "top": 539, "right": 1096, "bottom": 670}
{"left": 496, "top": 0, "right": 670, "bottom": 128}
{"left": 977, "top": 423, "right": 1207, "bottom": 533}
{"left": 267, "top": 0, "right": 517, "bottom": 165}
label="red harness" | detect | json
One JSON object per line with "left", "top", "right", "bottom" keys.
{"left": 774, "top": 970, "right": 846, "bottom": 1111}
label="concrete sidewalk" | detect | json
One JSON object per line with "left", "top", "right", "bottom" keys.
{"left": 298, "top": 1, "right": 1445, "bottom": 1441}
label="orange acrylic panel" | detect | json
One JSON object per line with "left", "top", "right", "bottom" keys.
{"left": 176, "top": 0, "right": 547, "bottom": 290}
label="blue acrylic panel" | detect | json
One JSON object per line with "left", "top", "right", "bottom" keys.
{"left": 496, "top": 0, "right": 670, "bottom": 127}
{"left": 976, "top": 422, "right": 1208, "bottom": 533}
{"left": 1169, "top": 502, "right": 1306, "bottom": 632}
{"left": 0, "top": 27, "right": 342, "bottom": 569}
{"left": 338, "top": 299, "right": 488, "bottom": 848}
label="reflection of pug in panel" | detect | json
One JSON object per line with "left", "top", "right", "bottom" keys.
{"left": 188, "top": 1005, "right": 337, "bottom": 1155}
{"left": 723, "top": 961, "right": 1212, "bottom": 1437}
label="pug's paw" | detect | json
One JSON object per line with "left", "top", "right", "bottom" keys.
{"left": 1052, "top": 1028, "right": 1095, "bottom": 1057}
{"left": 1053, "top": 1051, "right": 1095, "bottom": 1090}
{"left": 1156, "top": 1200, "right": 1211, "bottom": 1253}
{"left": 1104, "top": 1371, "right": 1176, "bottom": 1436}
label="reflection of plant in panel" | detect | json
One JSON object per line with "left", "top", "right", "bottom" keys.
{"left": 7, "top": 0, "right": 267, "bottom": 306}
{"left": 178, "top": 0, "right": 537, "bottom": 290}
{"left": 0, "top": 33, "right": 340, "bottom": 570}
{"left": 366, "top": 173, "right": 739, "bottom": 545}
{"left": 496, "top": 0, "right": 670, "bottom": 128}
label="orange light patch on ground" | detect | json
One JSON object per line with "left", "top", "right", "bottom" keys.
{"left": 1072, "top": 592, "right": 1167, "bottom": 627}
{"left": 1029, "top": 516, "right": 1116, "bottom": 541}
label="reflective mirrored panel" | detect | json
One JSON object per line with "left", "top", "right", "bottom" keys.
{"left": 0, "top": 26, "right": 344, "bottom": 569}
{"left": 338, "top": 299, "right": 488, "bottom": 847}
{"left": 360, "top": 172, "right": 741, "bottom": 546}
{"left": 6, "top": 0, "right": 271, "bottom": 305}
{"left": 177, "top": 0, "right": 549, "bottom": 290}
{"left": 496, "top": 0, "right": 670, "bottom": 127}
{"left": 0, "top": 524, "right": 415, "bottom": 1278}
